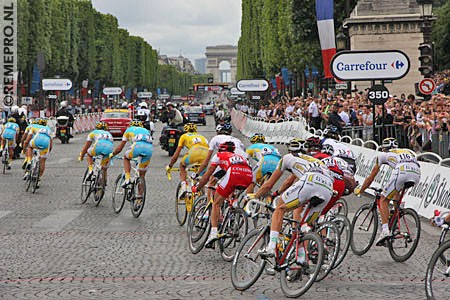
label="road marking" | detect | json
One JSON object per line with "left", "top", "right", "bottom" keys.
{"left": 0, "top": 210, "right": 12, "bottom": 220}
{"left": 107, "top": 214, "right": 143, "bottom": 232}
{"left": 30, "top": 210, "right": 83, "bottom": 232}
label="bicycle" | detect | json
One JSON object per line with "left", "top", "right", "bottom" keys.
{"left": 186, "top": 185, "right": 249, "bottom": 262}
{"left": 111, "top": 158, "right": 146, "bottom": 218}
{"left": 25, "top": 149, "right": 40, "bottom": 193}
{"left": 231, "top": 197, "right": 325, "bottom": 298}
{"left": 166, "top": 164, "right": 201, "bottom": 226}
{"left": 80, "top": 155, "right": 107, "bottom": 206}
{"left": 425, "top": 240, "right": 450, "bottom": 299}
{"left": 350, "top": 185, "right": 421, "bottom": 262}
{"left": 2, "top": 144, "right": 9, "bottom": 174}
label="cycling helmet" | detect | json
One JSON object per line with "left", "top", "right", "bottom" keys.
{"left": 166, "top": 102, "right": 174, "bottom": 107}
{"left": 381, "top": 137, "right": 398, "bottom": 150}
{"left": 306, "top": 136, "right": 322, "bottom": 151}
{"left": 121, "top": 101, "right": 128, "bottom": 108}
{"left": 184, "top": 123, "right": 197, "bottom": 133}
{"left": 60, "top": 101, "right": 68, "bottom": 108}
{"left": 7, "top": 117, "right": 16, "bottom": 123}
{"left": 218, "top": 141, "right": 235, "bottom": 152}
{"left": 139, "top": 102, "right": 148, "bottom": 108}
{"left": 129, "top": 119, "right": 143, "bottom": 127}
{"left": 37, "top": 118, "right": 48, "bottom": 126}
{"left": 288, "top": 138, "right": 308, "bottom": 153}
{"left": 323, "top": 125, "right": 339, "bottom": 140}
{"left": 95, "top": 121, "right": 108, "bottom": 130}
{"left": 250, "top": 133, "right": 265, "bottom": 144}
{"left": 216, "top": 122, "right": 232, "bottom": 134}
{"left": 11, "top": 105, "right": 19, "bottom": 114}
{"left": 322, "top": 144, "right": 334, "bottom": 156}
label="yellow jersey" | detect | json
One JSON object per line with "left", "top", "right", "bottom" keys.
{"left": 177, "top": 132, "right": 208, "bottom": 150}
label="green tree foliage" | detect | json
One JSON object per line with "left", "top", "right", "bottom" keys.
{"left": 433, "top": 0, "right": 450, "bottom": 70}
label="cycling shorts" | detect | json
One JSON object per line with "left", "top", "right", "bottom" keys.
{"left": 216, "top": 165, "right": 253, "bottom": 198}
{"left": 181, "top": 145, "right": 208, "bottom": 166}
{"left": 124, "top": 141, "right": 153, "bottom": 171}
{"left": 30, "top": 134, "right": 51, "bottom": 158}
{"left": 321, "top": 178, "right": 345, "bottom": 215}
{"left": 281, "top": 172, "right": 333, "bottom": 218}
{"left": 382, "top": 163, "right": 420, "bottom": 199}
{"left": 2, "top": 129, "right": 16, "bottom": 145}
{"left": 252, "top": 154, "right": 280, "bottom": 184}
{"left": 88, "top": 140, "right": 114, "bottom": 168}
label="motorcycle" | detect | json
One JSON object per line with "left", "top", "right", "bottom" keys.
{"left": 56, "top": 116, "right": 71, "bottom": 144}
{"left": 159, "top": 126, "right": 182, "bottom": 156}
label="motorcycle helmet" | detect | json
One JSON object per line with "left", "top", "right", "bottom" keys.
{"left": 11, "top": 105, "right": 19, "bottom": 114}
{"left": 184, "top": 123, "right": 197, "bottom": 133}
{"left": 216, "top": 122, "right": 232, "bottom": 134}
{"left": 250, "top": 133, "right": 265, "bottom": 144}
{"left": 129, "top": 119, "right": 143, "bottom": 127}
{"left": 60, "top": 101, "right": 68, "bottom": 108}
{"left": 139, "top": 102, "right": 148, "bottom": 108}
{"left": 95, "top": 121, "right": 109, "bottom": 130}
{"left": 121, "top": 102, "right": 128, "bottom": 108}
{"left": 218, "top": 141, "right": 235, "bottom": 153}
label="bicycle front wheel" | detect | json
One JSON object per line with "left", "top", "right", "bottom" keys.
{"left": 111, "top": 174, "right": 126, "bottom": 214}
{"left": 219, "top": 208, "right": 249, "bottom": 262}
{"left": 175, "top": 181, "right": 187, "bottom": 226}
{"left": 187, "top": 200, "right": 211, "bottom": 254}
{"left": 315, "top": 221, "right": 340, "bottom": 282}
{"left": 279, "top": 232, "right": 324, "bottom": 298}
{"left": 331, "top": 214, "right": 352, "bottom": 269}
{"left": 426, "top": 240, "right": 450, "bottom": 300}
{"left": 93, "top": 170, "right": 106, "bottom": 206}
{"left": 351, "top": 203, "right": 378, "bottom": 256}
{"left": 333, "top": 198, "right": 348, "bottom": 217}
{"left": 130, "top": 177, "right": 146, "bottom": 218}
{"left": 387, "top": 208, "right": 421, "bottom": 262}
{"left": 80, "top": 168, "right": 91, "bottom": 204}
{"left": 230, "top": 228, "right": 268, "bottom": 291}
{"left": 31, "top": 160, "right": 40, "bottom": 194}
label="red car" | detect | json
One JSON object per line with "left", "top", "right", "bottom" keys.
{"left": 100, "top": 109, "right": 132, "bottom": 137}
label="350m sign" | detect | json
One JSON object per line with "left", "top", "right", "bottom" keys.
{"left": 368, "top": 85, "right": 390, "bottom": 105}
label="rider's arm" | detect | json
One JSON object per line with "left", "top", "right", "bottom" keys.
{"left": 168, "top": 135, "right": 186, "bottom": 167}
{"left": 79, "top": 141, "right": 92, "bottom": 158}
{"left": 276, "top": 174, "right": 298, "bottom": 195}
{"left": 359, "top": 164, "right": 380, "bottom": 194}
{"left": 254, "top": 168, "right": 283, "bottom": 198}
{"left": 112, "top": 141, "right": 127, "bottom": 156}
{"left": 196, "top": 164, "right": 216, "bottom": 190}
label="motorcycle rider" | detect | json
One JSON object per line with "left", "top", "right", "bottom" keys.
{"left": 159, "top": 102, "right": 184, "bottom": 148}
{"left": 56, "top": 101, "right": 75, "bottom": 138}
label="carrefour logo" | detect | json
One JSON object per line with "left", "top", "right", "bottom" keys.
{"left": 331, "top": 50, "right": 410, "bottom": 81}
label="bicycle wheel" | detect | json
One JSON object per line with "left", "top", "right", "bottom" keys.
{"left": 93, "top": 170, "right": 106, "bottom": 206}
{"left": 387, "top": 208, "right": 421, "bottom": 262}
{"left": 2, "top": 150, "right": 6, "bottom": 174}
{"left": 186, "top": 195, "right": 207, "bottom": 232}
{"left": 333, "top": 198, "right": 348, "bottom": 217}
{"left": 175, "top": 181, "right": 187, "bottom": 226}
{"left": 130, "top": 177, "right": 146, "bottom": 218}
{"left": 331, "top": 214, "right": 352, "bottom": 269}
{"left": 31, "top": 160, "right": 40, "bottom": 194}
{"left": 25, "top": 161, "right": 33, "bottom": 192}
{"left": 230, "top": 228, "right": 268, "bottom": 291}
{"left": 314, "top": 221, "right": 340, "bottom": 282}
{"left": 438, "top": 229, "right": 449, "bottom": 265}
{"left": 80, "top": 168, "right": 91, "bottom": 204}
{"left": 219, "top": 208, "right": 249, "bottom": 262}
{"left": 187, "top": 200, "right": 211, "bottom": 254}
{"left": 426, "top": 240, "right": 450, "bottom": 300}
{"left": 350, "top": 203, "right": 378, "bottom": 256}
{"left": 279, "top": 232, "right": 324, "bottom": 298}
{"left": 112, "top": 174, "right": 126, "bottom": 214}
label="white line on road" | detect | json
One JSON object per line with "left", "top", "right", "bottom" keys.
{"left": 29, "top": 210, "right": 83, "bottom": 232}
{"left": 0, "top": 210, "right": 13, "bottom": 220}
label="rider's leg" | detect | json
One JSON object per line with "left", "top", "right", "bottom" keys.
{"left": 180, "top": 162, "right": 187, "bottom": 182}
{"left": 267, "top": 199, "right": 288, "bottom": 251}
{"left": 86, "top": 153, "right": 94, "bottom": 172}
{"left": 123, "top": 157, "right": 131, "bottom": 180}
{"left": 39, "top": 157, "right": 46, "bottom": 177}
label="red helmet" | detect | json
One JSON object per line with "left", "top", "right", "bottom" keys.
{"left": 218, "top": 141, "right": 235, "bottom": 152}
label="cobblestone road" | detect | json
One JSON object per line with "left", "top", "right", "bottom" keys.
{"left": 0, "top": 116, "right": 442, "bottom": 299}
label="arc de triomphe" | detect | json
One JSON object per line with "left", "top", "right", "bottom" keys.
{"left": 205, "top": 45, "right": 237, "bottom": 83}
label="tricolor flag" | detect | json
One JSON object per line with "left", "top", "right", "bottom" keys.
{"left": 316, "top": 0, "right": 336, "bottom": 79}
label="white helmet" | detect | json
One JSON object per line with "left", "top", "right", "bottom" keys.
{"left": 121, "top": 102, "right": 128, "bottom": 108}
{"left": 60, "top": 101, "right": 68, "bottom": 108}
{"left": 11, "top": 105, "right": 19, "bottom": 114}
{"left": 139, "top": 102, "right": 148, "bottom": 108}
{"left": 18, "top": 107, "right": 27, "bottom": 116}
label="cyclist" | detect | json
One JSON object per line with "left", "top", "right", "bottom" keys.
{"left": 22, "top": 118, "right": 53, "bottom": 186}
{"left": 0, "top": 117, "right": 20, "bottom": 169}
{"left": 192, "top": 141, "right": 252, "bottom": 247}
{"left": 166, "top": 123, "right": 209, "bottom": 196}
{"left": 322, "top": 125, "right": 357, "bottom": 173}
{"left": 78, "top": 121, "right": 114, "bottom": 183}
{"left": 110, "top": 119, "right": 153, "bottom": 188}
{"left": 252, "top": 138, "right": 334, "bottom": 257}
{"left": 246, "top": 133, "right": 281, "bottom": 192}
{"left": 355, "top": 137, "right": 421, "bottom": 246}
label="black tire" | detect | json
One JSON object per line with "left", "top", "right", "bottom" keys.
{"left": 2, "top": 150, "right": 7, "bottom": 174}
{"left": 425, "top": 239, "right": 450, "bottom": 300}
{"left": 187, "top": 200, "right": 211, "bottom": 254}
{"left": 314, "top": 221, "right": 340, "bottom": 282}
{"left": 387, "top": 208, "right": 421, "bottom": 262}
{"left": 112, "top": 174, "right": 126, "bottom": 214}
{"left": 331, "top": 214, "right": 352, "bottom": 269}
{"left": 230, "top": 228, "right": 268, "bottom": 291}
{"left": 25, "top": 170, "right": 33, "bottom": 192}
{"left": 350, "top": 203, "right": 378, "bottom": 256}
{"left": 93, "top": 170, "right": 106, "bottom": 206}
{"left": 219, "top": 208, "right": 249, "bottom": 262}
{"left": 279, "top": 232, "right": 324, "bottom": 298}
{"left": 31, "top": 160, "right": 40, "bottom": 194}
{"left": 187, "top": 195, "right": 208, "bottom": 234}
{"left": 80, "top": 168, "right": 91, "bottom": 204}
{"left": 175, "top": 181, "right": 187, "bottom": 226}
{"left": 130, "top": 177, "right": 146, "bottom": 218}
{"left": 438, "top": 229, "right": 449, "bottom": 265}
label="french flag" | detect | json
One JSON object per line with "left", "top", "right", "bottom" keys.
{"left": 316, "top": 0, "right": 336, "bottom": 79}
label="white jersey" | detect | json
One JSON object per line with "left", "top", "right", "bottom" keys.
{"left": 277, "top": 153, "right": 332, "bottom": 180}
{"left": 323, "top": 138, "right": 356, "bottom": 160}
{"left": 208, "top": 134, "right": 247, "bottom": 158}
{"left": 376, "top": 148, "right": 419, "bottom": 169}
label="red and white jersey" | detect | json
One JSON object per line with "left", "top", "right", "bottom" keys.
{"left": 210, "top": 151, "right": 249, "bottom": 171}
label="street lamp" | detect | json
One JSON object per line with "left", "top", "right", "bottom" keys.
{"left": 417, "top": 0, "right": 433, "bottom": 18}
{"left": 336, "top": 26, "right": 347, "bottom": 51}
{"left": 416, "top": 0, "right": 433, "bottom": 78}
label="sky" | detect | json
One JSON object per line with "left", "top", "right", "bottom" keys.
{"left": 91, "top": 0, "right": 242, "bottom": 62}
